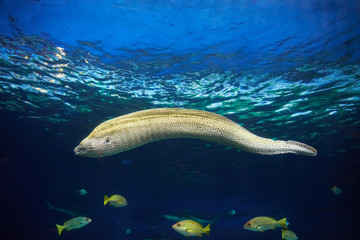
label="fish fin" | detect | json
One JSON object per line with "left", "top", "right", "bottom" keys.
{"left": 197, "top": 234, "right": 203, "bottom": 237}
{"left": 45, "top": 199, "right": 53, "bottom": 210}
{"left": 282, "top": 229, "right": 285, "bottom": 239}
{"left": 278, "top": 218, "right": 288, "bottom": 228}
{"left": 56, "top": 224, "right": 64, "bottom": 235}
{"left": 104, "top": 195, "right": 109, "bottom": 205}
{"left": 210, "top": 214, "right": 222, "bottom": 224}
{"left": 204, "top": 224, "right": 210, "bottom": 235}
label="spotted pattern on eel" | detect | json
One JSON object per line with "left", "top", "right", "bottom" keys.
{"left": 74, "top": 108, "right": 317, "bottom": 158}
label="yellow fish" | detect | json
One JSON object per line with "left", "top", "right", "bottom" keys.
{"left": 330, "top": 185, "right": 342, "bottom": 195}
{"left": 172, "top": 219, "right": 210, "bottom": 237}
{"left": 282, "top": 229, "right": 298, "bottom": 240}
{"left": 243, "top": 216, "right": 288, "bottom": 232}
{"left": 104, "top": 194, "right": 128, "bottom": 207}
{"left": 56, "top": 216, "right": 92, "bottom": 235}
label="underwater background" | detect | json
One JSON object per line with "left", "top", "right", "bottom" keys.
{"left": 1, "top": 0, "right": 360, "bottom": 239}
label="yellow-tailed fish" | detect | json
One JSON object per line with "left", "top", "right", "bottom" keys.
{"left": 104, "top": 194, "right": 127, "bottom": 207}
{"left": 172, "top": 219, "right": 210, "bottom": 237}
{"left": 243, "top": 216, "right": 288, "bottom": 232}
{"left": 74, "top": 108, "right": 317, "bottom": 158}
{"left": 282, "top": 229, "right": 298, "bottom": 240}
{"left": 330, "top": 185, "right": 342, "bottom": 195}
{"left": 56, "top": 216, "right": 92, "bottom": 235}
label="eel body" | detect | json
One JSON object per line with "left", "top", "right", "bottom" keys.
{"left": 74, "top": 108, "right": 317, "bottom": 158}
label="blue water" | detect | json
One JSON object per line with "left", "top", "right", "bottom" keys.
{"left": 1, "top": 0, "right": 360, "bottom": 239}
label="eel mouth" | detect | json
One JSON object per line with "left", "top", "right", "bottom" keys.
{"left": 74, "top": 144, "right": 89, "bottom": 156}
{"left": 74, "top": 140, "right": 102, "bottom": 158}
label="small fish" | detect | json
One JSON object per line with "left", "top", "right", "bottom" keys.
{"left": 78, "top": 188, "right": 88, "bottom": 195}
{"left": 227, "top": 209, "right": 236, "bottom": 215}
{"left": 45, "top": 199, "right": 81, "bottom": 217}
{"left": 56, "top": 216, "right": 92, "bottom": 235}
{"left": 104, "top": 194, "right": 128, "bottom": 207}
{"left": 330, "top": 185, "right": 342, "bottom": 195}
{"left": 172, "top": 219, "right": 210, "bottom": 237}
{"left": 243, "top": 216, "right": 288, "bottom": 232}
{"left": 282, "top": 229, "right": 298, "bottom": 240}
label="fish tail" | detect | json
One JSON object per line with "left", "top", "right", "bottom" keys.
{"left": 282, "top": 229, "right": 285, "bottom": 239}
{"left": 285, "top": 140, "right": 317, "bottom": 156}
{"left": 210, "top": 214, "right": 223, "bottom": 224}
{"left": 204, "top": 224, "right": 210, "bottom": 235}
{"left": 56, "top": 224, "right": 65, "bottom": 235}
{"left": 45, "top": 199, "right": 53, "bottom": 210}
{"left": 278, "top": 218, "right": 288, "bottom": 228}
{"left": 104, "top": 195, "right": 109, "bottom": 205}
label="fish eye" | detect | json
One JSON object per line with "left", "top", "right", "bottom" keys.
{"left": 177, "top": 223, "right": 181, "bottom": 227}
{"left": 105, "top": 137, "right": 110, "bottom": 143}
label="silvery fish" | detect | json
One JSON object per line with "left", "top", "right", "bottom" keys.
{"left": 56, "top": 216, "right": 92, "bottom": 235}
{"left": 45, "top": 199, "right": 81, "bottom": 217}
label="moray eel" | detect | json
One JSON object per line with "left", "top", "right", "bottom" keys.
{"left": 74, "top": 108, "right": 317, "bottom": 158}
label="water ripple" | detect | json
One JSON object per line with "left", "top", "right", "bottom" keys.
{"left": 0, "top": 33, "right": 359, "bottom": 144}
